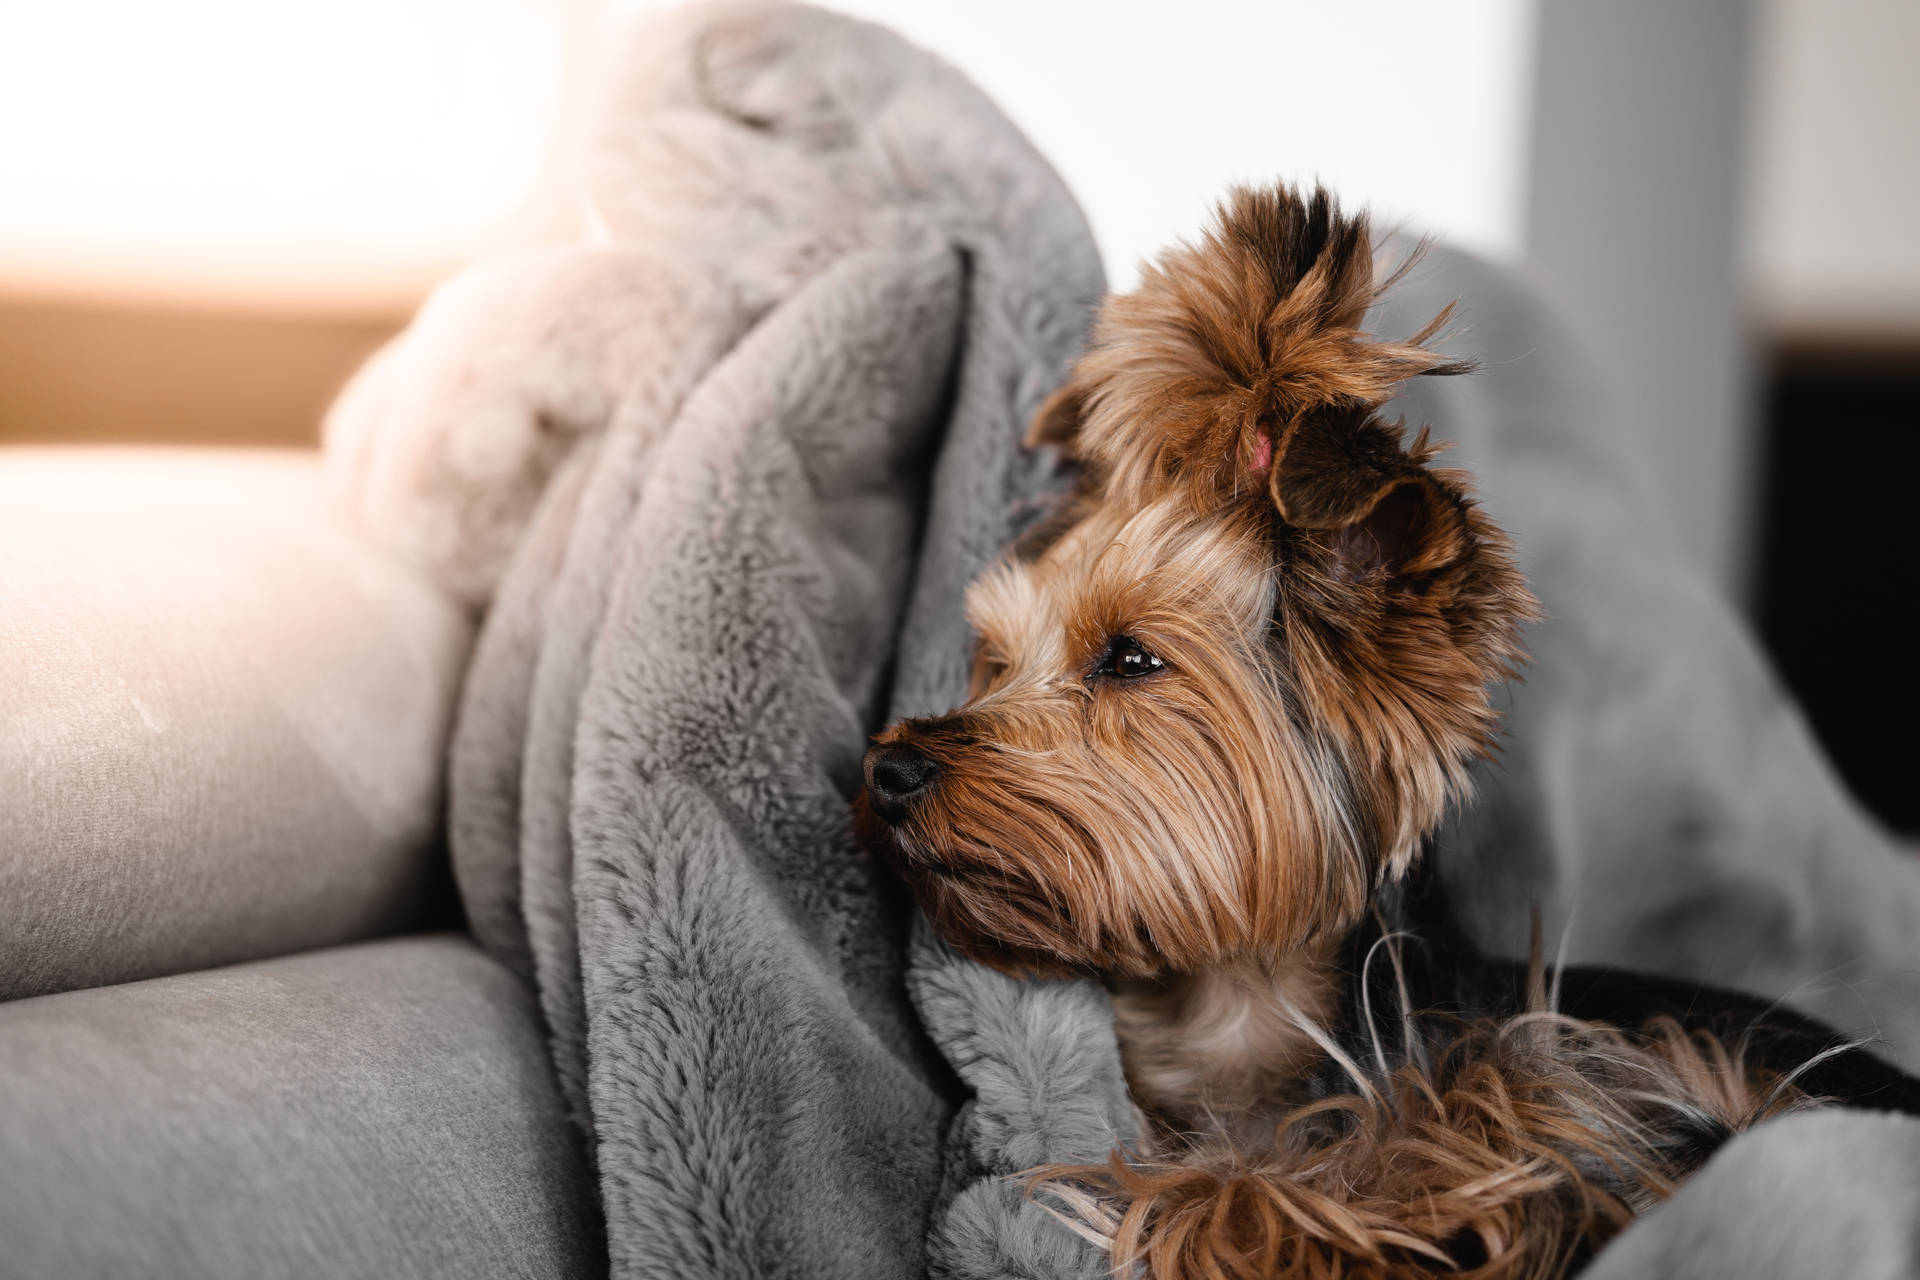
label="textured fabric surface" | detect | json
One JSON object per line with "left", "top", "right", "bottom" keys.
{"left": 321, "top": 3, "right": 1920, "bottom": 1276}
{"left": 0, "top": 447, "right": 472, "bottom": 1001}
{"left": 1582, "top": 1109, "right": 1920, "bottom": 1280}
{"left": 0, "top": 935, "right": 601, "bottom": 1280}
{"left": 1381, "top": 250, "right": 1920, "bottom": 1067}
{"left": 325, "top": 4, "right": 1101, "bottom": 1276}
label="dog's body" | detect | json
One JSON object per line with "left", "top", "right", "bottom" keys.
{"left": 857, "top": 183, "right": 1920, "bottom": 1278}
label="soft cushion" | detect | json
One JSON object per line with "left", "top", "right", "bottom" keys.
{"left": 0, "top": 447, "right": 471, "bottom": 999}
{"left": 1583, "top": 1109, "right": 1920, "bottom": 1280}
{"left": 0, "top": 935, "right": 600, "bottom": 1279}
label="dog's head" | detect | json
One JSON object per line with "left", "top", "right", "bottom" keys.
{"left": 859, "top": 185, "right": 1536, "bottom": 978}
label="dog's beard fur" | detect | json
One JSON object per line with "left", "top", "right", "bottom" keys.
{"left": 857, "top": 184, "right": 1795, "bottom": 1278}
{"left": 869, "top": 442, "right": 1527, "bottom": 983}
{"left": 874, "top": 494, "right": 1368, "bottom": 979}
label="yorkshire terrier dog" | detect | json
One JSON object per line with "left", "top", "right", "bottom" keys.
{"left": 858, "top": 184, "right": 1919, "bottom": 1279}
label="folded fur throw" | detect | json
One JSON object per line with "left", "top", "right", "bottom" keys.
{"left": 326, "top": 4, "right": 1920, "bottom": 1275}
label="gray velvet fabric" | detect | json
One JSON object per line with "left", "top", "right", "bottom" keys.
{"left": 0, "top": 447, "right": 471, "bottom": 1001}
{"left": 0, "top": 936, "right": 600, "bottom": 1280}
{"left": 908, "top": 928, "right": 1136, "bottom": 1279}
{"left": 327, "top": 4, "right": 1101, "bottom": 1275}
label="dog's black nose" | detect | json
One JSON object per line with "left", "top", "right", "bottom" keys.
{"left": 864, "top": 743, "right": 940, "bottom": 822}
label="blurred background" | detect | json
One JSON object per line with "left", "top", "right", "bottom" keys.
{"left": 1, "top": 0, "right": 1912, "bottom": 831}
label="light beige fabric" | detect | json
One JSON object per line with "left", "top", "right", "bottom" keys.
{"left": 0, "top": 447, "right": 471, "bottom": 999}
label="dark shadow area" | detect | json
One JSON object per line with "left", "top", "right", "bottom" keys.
{"left": 1754, "top": 345, "right": 1920, "bottom": 835}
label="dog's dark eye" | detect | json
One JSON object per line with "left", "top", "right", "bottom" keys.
{"left": 1095, "top": 635, "right": 1165, "bottom": 680}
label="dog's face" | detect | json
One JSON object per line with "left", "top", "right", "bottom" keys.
{"left": 859, "top": 185, "right": 1535, "bottom": 979}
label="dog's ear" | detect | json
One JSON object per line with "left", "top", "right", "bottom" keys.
{"left": 1024, "top": 381, "right": 1084, "bottom": 449}
{"left": 1258, "top": 410, "right": 1468, "bottom": 583}
{"left": 1258, "top": 407, "right": 1536, "bottom": 875}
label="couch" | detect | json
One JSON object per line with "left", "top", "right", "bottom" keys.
{"left": 0, "top": 448, "right": 601, "bottom": 1278}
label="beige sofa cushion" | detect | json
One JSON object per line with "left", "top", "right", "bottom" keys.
{"left": 0, "top": 448, "right": 472, "bottom": 999}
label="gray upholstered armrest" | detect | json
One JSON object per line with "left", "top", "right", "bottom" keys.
{"left": 0, "top": 936, "right": 599, "bottom": 1279}
{"left": 0, "top": 448, "right": 472, "bottom": 1000}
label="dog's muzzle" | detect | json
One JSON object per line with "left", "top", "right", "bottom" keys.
{"left": 862, "top": 742, "right": 940, "bottom": 824}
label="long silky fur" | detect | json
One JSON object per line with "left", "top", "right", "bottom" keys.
{"left": 1025, "top": 948, "right": 1813, "bottom": 1280}
{"left": 1041, "top": 185, "right": 1474, "bottom": 514}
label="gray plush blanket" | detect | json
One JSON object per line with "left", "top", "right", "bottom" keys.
{"left": 325, "top": 4, "right": 1920, "bottom": 1277}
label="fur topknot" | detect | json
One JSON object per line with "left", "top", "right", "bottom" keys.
{"left": 1030, "top": 185, "right": 1470, "bottom": 514}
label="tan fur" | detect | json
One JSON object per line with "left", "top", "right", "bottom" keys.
{"left": 876, "top": 494, "right": 1373, "bottom": 977}
{"left": 1110, "top": 951, "right": 1340, "bottom": 1143}
{"left": 1032, "top": 1012, "right": 1805, "bottom": 1280}
{"left": 858, "top": 183, "right": 1789, "bottom": 1280}
{"left": 1055, "top": 186, "right": 1470, "bottom": 516}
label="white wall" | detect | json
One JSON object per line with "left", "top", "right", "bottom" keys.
{"left": 0, "top": 0, "right": 577, "bottom": 311}
{"left": 1746, "top": 0, "right": 1920, "bottom": 343}
{"left": 820, "top": 0, "right": 1538, "bottom": 289}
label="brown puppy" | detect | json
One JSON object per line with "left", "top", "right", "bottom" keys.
{"left": 858, "top": 184, "right": 1805, "bottom": 1279}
